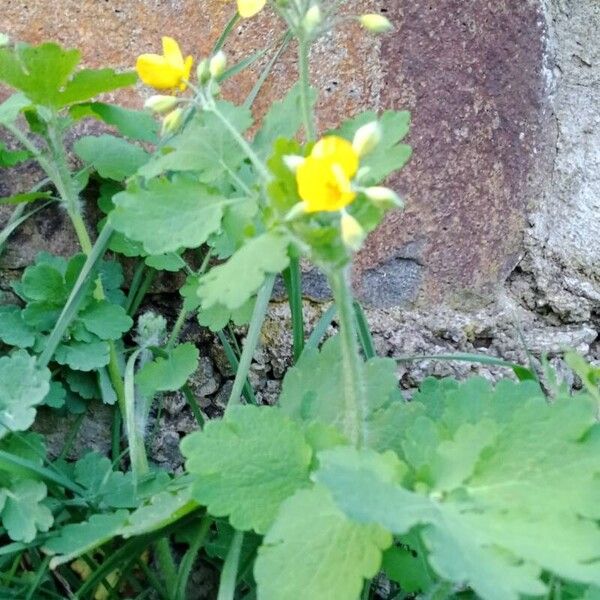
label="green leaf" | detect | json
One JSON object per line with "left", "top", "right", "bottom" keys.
{"left": 0, "top": 93, "right": 30, "bottom": 124}
{"left": 43, "top": 511, "right": 130, "bottom": 568}
{"left": 110, "top": 177, "right": 230, "bottom": 254}
{"left": 140, "top": 101, "right": 253, "bottom": 182}
{"left": 279, "top": 334, "right": 405, "bottom": 449}
{"left": 0, "top": 42, "right": 134, "bottom": 107}
{"left": 0, "top": 42, "right": 79, "bottom": 106}
{"left": 56, "top": 68, "right": 136, "bottom": 108}
{"left": 135, "top": 343, "right": 199, "bottom": 397}
{"left": 1, "top": 479, "right": 53, "bottom": 542}
{"left": 181, "top": 405, "right": 312, "bottom": 534}
{"left": 54, "top": 341, "right": 110, "bottom": 371}
{"left": 0, "top": 141, "right": 30, "bottom": 167}
{"left": 316, "top": 383, "right": 600, "bottom": 600}
{"left": 74, "top": 452, "right": 137, "bottom": 509}
{"left": 44, "top": 380, "right": 67, "bottom": 408}
{"left": 381, "top": 535, "right": 436, "bottom": 594}
{"left": 198, "top": 231, "right": 289, "bottom": 310}
{"left": 120, "top": 485, "right": 196, "bottom": 538}
{"left": 64, "top": 369, "right": 99, "bottom": 400}
{"left": 0, "top": 351, "right": 50, "bottom": 436}
{"left": 70, "top": 102, "right": 159, "bottom": 143}
{"left": 19, "top": 262, "right": 68, "bottom": 304}
{"left": 253, "top": 83, "right": 316, "bottom": 158}
{"left": 0, "top": 305, "right": 36, "bottom": 347}
{"left": 73, "top": 134, "right": 149, "bottom": 181}
{"left": 0, "top": 191, "right": 52, "bottom": 204}
{"left": 144, "top": 252, "right": 185, "bottom": 272}
{"left": 197, "top": 296, "right": 255, "bottom": 332}
{"left": 334, "top": 111, "right": 412, "bottom": 184}
{"left": 78, "top": 300, "right": 133, "bottom": 340}
{"left": 255, "top": 486, "right": 392, "bottom": 600}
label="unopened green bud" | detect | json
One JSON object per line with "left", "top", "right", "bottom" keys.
{"left": 352, "top": 121, "right": 382, "bottom": 157}
{"left": 359, "top": 14, "right": 393, "bottom": 33}
{"left": 161, "top": 107, "right": 184, "bottom": 136}
{"left": 364, "top": 186, "right": 404, "bottom": 208}
{"left": 196, "top": 58, "right": 211, "bottom": 84}
{"left": 0, "top": 34, "right": 10, "bottom": 47}
{"left": 144, "top": 94, "right": 179, "bottom": 114}
{"left": 209, "top": 51, "right": 227, "bottom": 79}
{"left": 303, "top": 5, "right": 322, "bottom": 34}
{"left": 340, "top": 212, "right": 365, "bottom": 251}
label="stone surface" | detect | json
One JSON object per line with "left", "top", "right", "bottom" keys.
{"left": 516, "top": 0, "right": 600, "bottom": 322}
{"left": 1, "top": 0, "right": 549, "bottom": 307}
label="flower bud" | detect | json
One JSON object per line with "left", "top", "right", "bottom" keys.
{"left": 359, "top": 14, "right": 393, "bottom": 33}
{"left": 303, "top": 5, "right": 322, "bottom": 34}
{"left": 161, "top": 107, "right": 184, "bottom": 136}
{"left": 283, "top": 155, "right": 306, "bottom": 173}
{"left": 196, "top": 58, "right": 211, "bottom": 84}
{"left": 209, "top": 51, "right": 227, "bottom": 79}
{"left": 144, "top": 94, "right": 179, "bottom": 114}
{"left": 0, "top": 34, "right": 9, "bottom": 47}
{"left": 364, "top": 186, "right": 404, "bottom": 208}
{"left": 341, "top": 212, "right": 365, "bottom": 251}
{"left": 135, "top": 311, "right": 167, "bottom": 348}
{"left": 352, "top": 121, "right": 382, "bottom": 157}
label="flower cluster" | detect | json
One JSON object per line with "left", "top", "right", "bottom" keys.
{"left": 286, "top": 123, "right": 401, "bottom": 251}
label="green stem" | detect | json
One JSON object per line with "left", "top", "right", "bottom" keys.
{"left": 216, "top": 531, "right": 244, "bottom": 600}
{"left": 124, "top": 349, "right": 149, "bottom": 481}
{"left": 209, "top": 102, "right": 270, "bottom": 181}
{"left": 226, "top": 275, "right": 275, "bottom": 409}
{"left": 328, "top": 268, "right": 366, "bottom": 447}
{"left": 298, "top": 39, "right": 316, "bottom": 140}
{"left": 166, "top": 308, "right": 188, "bottom": 351}
{"left": 43, "top": 118, "right": 128, "bottom": 416}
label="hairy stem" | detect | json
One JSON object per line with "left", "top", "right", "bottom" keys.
{"left": 209, "top": 102, "right": 270, "bottom": 180}
{"left": 298, "top": 39, "right": 316, "bottom": 140}
{"left": 329, "top": 267, "right": 367, "bottom": 447}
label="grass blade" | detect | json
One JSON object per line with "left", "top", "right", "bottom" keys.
{"left": 305, "top": 304, "right": 336, "bottom": 351}
{"left": 353, "top": 301, "right": 376, "bottom": 359}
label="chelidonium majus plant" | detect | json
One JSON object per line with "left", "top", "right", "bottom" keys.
{"left": 0, "top": 2, "right": 599, "bottom": 600}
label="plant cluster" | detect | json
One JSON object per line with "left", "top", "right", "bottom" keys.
{"left": 0, "top": 2, "right": 599, "bottom": 600}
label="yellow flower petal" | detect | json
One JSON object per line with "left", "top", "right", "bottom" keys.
{"left": 162, "top": 36, "right": 184, "bottom": 68}
{"left": 237, "top": 0, "right": 267, "bottom": 18}
{"left": 311, "top": 136, "right": 359, "bottom": 178}
{"left": 136, "top": 54, "right": 184, "bottom": 89}
{"left": 136, "top": 37, "right": 193, "bottom": 91}
{"left": 295, "top": 135, "right": 360, "bottom": 213}
{"left": 297, "top": 156, "right": 356, "bottom": 213}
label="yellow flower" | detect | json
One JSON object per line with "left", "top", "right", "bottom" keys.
{"left": 136, "top": 37, "right": 193, "bottom": 91}
{"left": 236, "top": 0, "right": 267, "bottom": 18}
{"left": 296, "top": 136, "right": 359, "bottom": 213}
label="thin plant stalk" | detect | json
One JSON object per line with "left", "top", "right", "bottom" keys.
{"left": 328, "top": 267, "right": 367, "bottom": 447}
{"left": 298, "top": 40, "right": 316, "bottom": 140}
